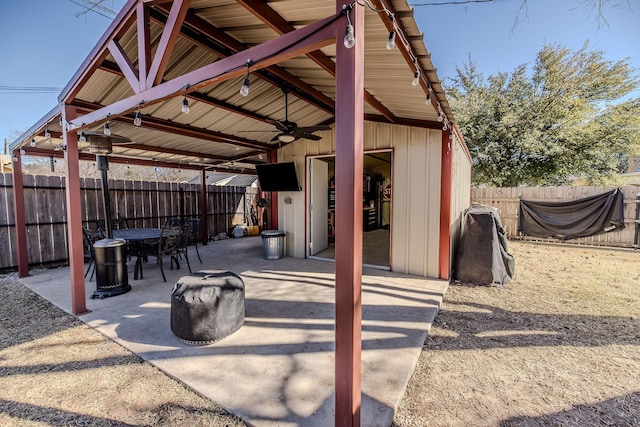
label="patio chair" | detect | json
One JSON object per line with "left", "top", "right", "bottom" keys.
{"left": 82, "top": 227, "right": 104, "bottom": 281}
{"left": 184, "top": 218, "right": 202, "bottom": 263}
{"left": 146, "top": 220, "right": 192, "bottom": 282}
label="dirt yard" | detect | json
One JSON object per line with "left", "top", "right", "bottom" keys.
{"left": 393, "top": 240, "right": 640, "bottom": 427}
{"left": 1, "top": 240, "right": 639, "bottom": 426}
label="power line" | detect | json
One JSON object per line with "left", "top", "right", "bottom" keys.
{"left": 410, "top": 0, "right": 499, "bottom": 6}
{"left": 0, "top": 86, "right": 63, "bottom": 94}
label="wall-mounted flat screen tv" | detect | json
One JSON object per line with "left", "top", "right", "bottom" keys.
{"left": 255, "top": 162, "right": 301, "bottom": 191}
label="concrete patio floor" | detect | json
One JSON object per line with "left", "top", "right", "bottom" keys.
{"left": 18, "top": 235, "right": 448, "bottom": 427}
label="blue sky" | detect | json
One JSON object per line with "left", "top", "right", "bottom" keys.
{"left": 1, "top": 0, "right": 638, "bottom": 148}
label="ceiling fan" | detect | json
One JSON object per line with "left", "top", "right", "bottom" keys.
{"left": 243, "top": 87, "right": 331, "bottom": 143}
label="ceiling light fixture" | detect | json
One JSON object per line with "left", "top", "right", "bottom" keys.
{"left": 278, "top": 134, "right": 295, "bottom": 143}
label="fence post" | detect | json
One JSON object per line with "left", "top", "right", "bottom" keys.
{"left": 634, "top": 193, "right": 639, "bottom": 249}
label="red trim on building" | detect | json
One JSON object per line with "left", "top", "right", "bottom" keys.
{"left": 439, "top": 130, "right": 453, "bottom": 280}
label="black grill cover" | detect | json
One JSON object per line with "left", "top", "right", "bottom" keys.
{"left": 171, "top": 270, "right": 245, "bottom": 344}
{"left": 454, "top": 206, "right": 515, "bottom": 286}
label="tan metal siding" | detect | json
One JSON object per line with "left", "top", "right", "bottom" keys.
{"left": 449, "top": 134, "right": 473, "bottom": 268}
{"left": 278, "top": 122, "right": 445, "bottom": 278}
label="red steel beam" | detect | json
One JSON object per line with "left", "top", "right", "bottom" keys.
{"left": 147, "top": 0, "right": 190, "bottom": 87}
{"left": 59, "top": 0, "right": 139, "bottom": 103}
{"left": 11, "top": 151, "right": 29, "bottom": 277}
{"left": 137, "top": 2, "right": 152, "bottom": 92}
{"left": 236, "top": 0, "right": 396, "bottom": 123}
{"left": 200, "top": 170, "right": 208, "bottom": 246}
{"left": 69, "top": 14, "right": 338, "bottom": 130}
{"left": 334, "top": 3, "right": 364, "bottom": 426}
{"left": 108, "top": 39, "right": 140, "bottom": 93}
{"left": 71, "top": 99, "right": 272, "bottom": 151}
{"left": 170, "top": 7, "right": 335, "bottom": 114}
{"left": 439, "top": 130, "right": 453, "bottom": 279}
{"left": 63, "top": 105, "right": 88, "bottom": 315}
{"left": 99, "top": 60, "right": 274, "bottom": 125}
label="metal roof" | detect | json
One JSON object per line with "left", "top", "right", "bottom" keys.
{"left": 11, "top": 0, "right": 458, "bottom": 173}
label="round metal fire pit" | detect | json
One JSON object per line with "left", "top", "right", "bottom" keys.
{"left": 91, "top": 238, "right": 131, "bottom": 299}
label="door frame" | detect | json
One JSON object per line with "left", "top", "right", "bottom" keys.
{"left": 305, "top": 149, "right": 393, "bottom": 269}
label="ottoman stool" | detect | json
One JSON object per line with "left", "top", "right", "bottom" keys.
{"left": 171, "top": 270, "right": 245, "bottom": 344}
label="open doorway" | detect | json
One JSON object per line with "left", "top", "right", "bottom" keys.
{"left": 307, "top": 151, "right": 392, "bottom": 269}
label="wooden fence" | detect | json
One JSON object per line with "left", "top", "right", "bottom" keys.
{"left": 0, "top": 173, "right": 256, "bottom": 270}
{"left": 471, "top": 185, "right": 640, "bottom": 248}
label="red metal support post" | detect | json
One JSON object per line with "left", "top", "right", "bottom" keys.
{"left": 63, "top": 105, "right": 88, "bottom": 315}
{"left": 334, "top": 2, "right": 364, "bottom": 426}
{"left": 268, "top": 149, "right": 278, "bottom": 230}
{"left": 200, "top": 169, "right": 208, "bottom": 245}
{"left": 438, "top": 130, "right": 453, "bottom": 280}
{"left": 11, "top": 151, "right": 29, "bottom": 277}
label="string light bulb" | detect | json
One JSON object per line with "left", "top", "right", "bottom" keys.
{"left": 79, "top": 131, "right": 87, "bottom": 142}
{"left": 13, "top": 155, "right": 18, "bottom": 162}
{"left": 30, "top": 137, "right": 36, "bottom": 147}
{"left": 386, "top": 29, "right": 396, "bottom": 50}
{"left": 103, "top": 118, "right": 111, "bottom": 136}
{"left": 44, "top": 126, "right": 51, "bottom": 138}
{"left": 134, "top": 108, "right": 142, "bottom": 126}
{"left": 412, "top": 71, "right": 420, "bottom": 87}
{"left": 344, "top": 24, "right": 355, "bottom": 49}
{"left": 239, "top": 60, "right": 253, "bottom": 96}
{"left": 437, "top": 111, "right": 443, "bottom": 122}
{"left": 240, "top": 76, "right": 250, "bottom": 96}
{"left": 425, "top": 93, "right": 431, "bottom": 104}
{"left": 20, "top": 147, "right": 26, "bottom": 155}
{"left": 442, "top": 122, "right": 448, "bottom": 131}
{"left": 181, "top": 96, "right": 190, "bottom": 114}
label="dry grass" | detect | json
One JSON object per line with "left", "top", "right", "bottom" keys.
{"left": 0, "top": 274, "right": 246, "bottom": 427}
{"left": 2, "top": 240, "right": 639, "bottom": 426}
{"left": 393, "top": 240, "right": 640, "bottom": 427}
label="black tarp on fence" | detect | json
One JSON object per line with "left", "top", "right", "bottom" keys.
{"left": 518, "top": 188, "right": 625, "bottom": 240}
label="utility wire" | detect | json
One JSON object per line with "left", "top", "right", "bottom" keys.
{"left": 410, "top": 0, "right": 499, "bottom": 6}
{"left": 0, "top": 86, "right": 63, "bottom": 94}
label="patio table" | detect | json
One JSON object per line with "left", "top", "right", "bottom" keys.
{"left": 113, "top": 228, "right": 162, "bottom": 280}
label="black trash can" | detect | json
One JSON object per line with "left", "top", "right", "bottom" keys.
{"left": 92, "top": 238, "right": 131, "bottom": 299}
{"left": 260, "top": 230, "right": 285, "bottom": 260}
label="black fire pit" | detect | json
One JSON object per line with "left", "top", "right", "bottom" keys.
{"left": 92, "top": 238, "right": 131, "bottom": 299}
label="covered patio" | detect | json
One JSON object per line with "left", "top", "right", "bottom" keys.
{"left": 10, "top": 1, "right": 470, "bottom": 425}
{"left": 18, "top": 235, "right": 448, "bottom": 427}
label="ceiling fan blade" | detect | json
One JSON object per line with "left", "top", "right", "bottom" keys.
{"left": 296, "top": 125, "right": 332, "bottom": 133}
{"left": 266, "top": 118, "right": 289, "bottom": 132}
{"left": 300, "top": 133, "right": 322, "bottom": 141}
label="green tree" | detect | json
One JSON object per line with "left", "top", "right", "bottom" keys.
{"left": 447, "top": 42, "right": 640, "bottom": 186}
